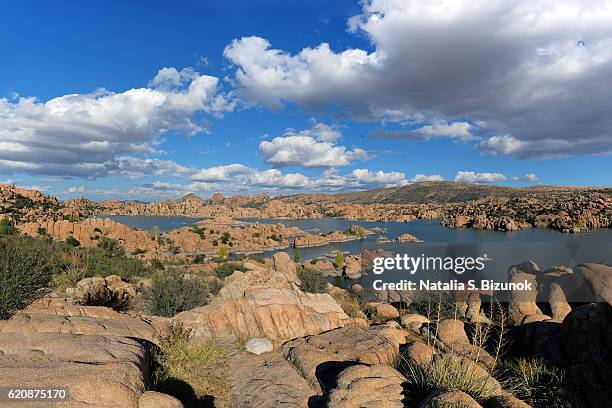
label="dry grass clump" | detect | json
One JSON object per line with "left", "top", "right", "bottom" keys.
{"left": 330, "top": 293, "right": 366, "bottom": 319}
{"left": 152, "top": 322, "right": 232, "bottom": 407}
{"left": 403, "top": 291, "right": 459, "bottom": 322}
{"left": 403, "top": 353, "right": 501, "bottom": 403}
{"left": 495, "top": 357, "right": 569, "bottom": 408}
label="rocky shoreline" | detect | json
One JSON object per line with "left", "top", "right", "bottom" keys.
{"left": 2, "top": 184, "right": 611, "bottom": 237}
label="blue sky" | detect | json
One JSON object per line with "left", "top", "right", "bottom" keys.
{"left": 1, "top": 0, "right": 610, "bottom": 200}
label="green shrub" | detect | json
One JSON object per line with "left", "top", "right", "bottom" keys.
{"left": 13, "top": 195, "right": 35, "bottom": 209}
{"left": 0, "top": 235, "right": 66, "bottom": 319}
{"left": 293, "top": 248, "right": 302, "bottom": 264}
{"left": 214, "top": 262, "right": 249, "bottom": 279}
{"left": 150, "top": 259, "right": 164, "bottom": 270}
{"left": 268, "top": 233, "right": 282, "bottom": 242}
{"left": 220, "top": 232, "right": 231, "bottom": 244}
{"left": 297, "top": 265, "right": 326, "bottom": 293}
{"left": 143, "top": 270, "right": 208, "bottom": 317}
{"left": 193, "top": 254, "right": 206, "bottom": 264}
{"left": 335, "top": 252, "right": 344, "bottom": 268}
{"left": 0, "top": 218, "right": 17, "bottom": 235}
{"left": 97, "top": 236, "right": 125, "bottom": 257}
{"left": 65, "top": 235, "right": 81, "bottom": 247}
{"left": 132, "top": 247, "right": 147, "bottom": 255}
{"left": 217, "top": 246, "right": 228, "bottom": 259}
{"left": 191, "top": 225, "right": 206, "bottom": 240}
{"left": 149, "top": 226, "right": 161, "bottom": 242}
{"left": 85, "top": 248, "right": 149, "bottom": 279}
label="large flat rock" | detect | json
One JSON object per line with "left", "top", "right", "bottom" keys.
{"left": 229, "top": 350, "right": 316, "bottom": 407}
{"left": 0, "top": 333, "right": 148, "bottom": 408}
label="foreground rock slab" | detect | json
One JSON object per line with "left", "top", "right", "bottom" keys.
{"left": 0, "top": 303, "right": 160, "bottom": 407}
{"left": 229, "top": 350, "right": 316, "bottom": 407}
{"left": 328, "top": 364, "right": 406, "bottom": 408}
{"left": 139, "top": 391, "right": 184, "bottom": 408}
{"left": 420, "top": 389, "right": 482, "bottom": 408}
{"left": 282, "top": 325, "right": 409, "bottom": 394}
{"left": 0, "top": 332, "right": 148, "bottom": 407}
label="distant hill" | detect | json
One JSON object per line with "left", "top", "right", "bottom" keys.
{"left": 317, "top": 181, "right": 610, "bottom": 204}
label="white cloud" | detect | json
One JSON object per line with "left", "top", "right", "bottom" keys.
{"left": 189, "top": 162, "right": 408, "bottom": 193}
{"left": 346, "top": 169, "right": 406, "bottom": 186}
{"left": 414, "top": 121, "right": 475, "bottom": 141}
{"left": 249, "top": 169, "right": 312, "bottom": 188}
{"left": 512, "top": 173, "right": 539, "bottom": 182}
{"left": 111, "top": 156, "right": 195, "bottom": 179}
{"left": 191, "top": 164, "right": 252, "bottom": 182}
{"left": 259, "top": 123, "right": 367, "bottom": 168}
{"left": 225, "top": 1, "right": 612, "bottom": 157}
{"left": 454, "top": 171, "right": 506, "bottom": 183}
{"left": 0, "top": 67, "right": 234, "bottom": 177}
{"left": 64, "top": 186, "right": 86, "bottom": 194}
{"left": 285, "top": 122, "right": 342, "bottom": 142}
{"left": 410, "top": 174, "right": 444, "bottom": 182}
{"left": 314, "top": 168, "right": 407, "bottom": 190}
{"left": 479, "top": 135, "right": 525, "bottom": 156}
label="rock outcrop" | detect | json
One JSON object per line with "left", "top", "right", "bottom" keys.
{"left": 0, "top": 302, "right": 160, "bottom": 407}
{"left": 327, "top": 364, "right": 407, "bottom": 408}
{"left": 281, "top": 325, "right": 409, "bottom": 394}
{"left": 420, "top": 389, "right": 482, "bottom": 408}
{"left": 229, "top": 351, "right": 316, "bottom": 407}
{"left": 561, "top": 303, "right": 612, "bottom": 408}
{"left": 18, "top": 217, "right": 155, "bottom": 253}
{"left": 175, "top": 253, "right": 350, "bottom": 343}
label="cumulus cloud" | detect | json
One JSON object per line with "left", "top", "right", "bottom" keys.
{"left": 413, "top": 122, "right": 475, "bottom": 141}
{"left": 0, "top": 67, "right": 234, "bottom": 177}
{"left": 249, "top": 169, "right": 312, "bottom": 188}
{"left": 188, "top": 162, "right": 407, "bottom": 193}
{"left": 454, "top": 171, "right": 506, "bottom": 183}
{"left": 259, "top": 123, "right": 367, "bottom": 167}
{"left": 512, "top": 173, "right": 539, "bottom": 182}
{"left": 191, "top": 163, "right": 252, "bottom": 182}
{"left": 224, "top": 1, "right": 612, "bottom": 157}
{"left": 111, "top": 156, "right": 196, "bottom": 179}
{"left": 64, "top": 186, "right": 86, "bottom": 194}
{"left": 410, "top": 174, "right": 444, "bottom": 182}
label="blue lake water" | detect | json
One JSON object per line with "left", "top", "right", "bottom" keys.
{"left": 103, "top": 215, "right": 611, "bottom": 296}
{"left": 104, "top": 216, "right": 612, "bottom": 274}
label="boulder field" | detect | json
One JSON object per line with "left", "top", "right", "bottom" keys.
{"left": 0, "top": 256, "right": 611, "bottom": 407}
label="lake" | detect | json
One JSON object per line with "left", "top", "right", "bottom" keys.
{"left": 103, "top": 215, "right": 612, "bottom": 297}
{"left": 104, "top": 215, "right": 612, "bottom": 275}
